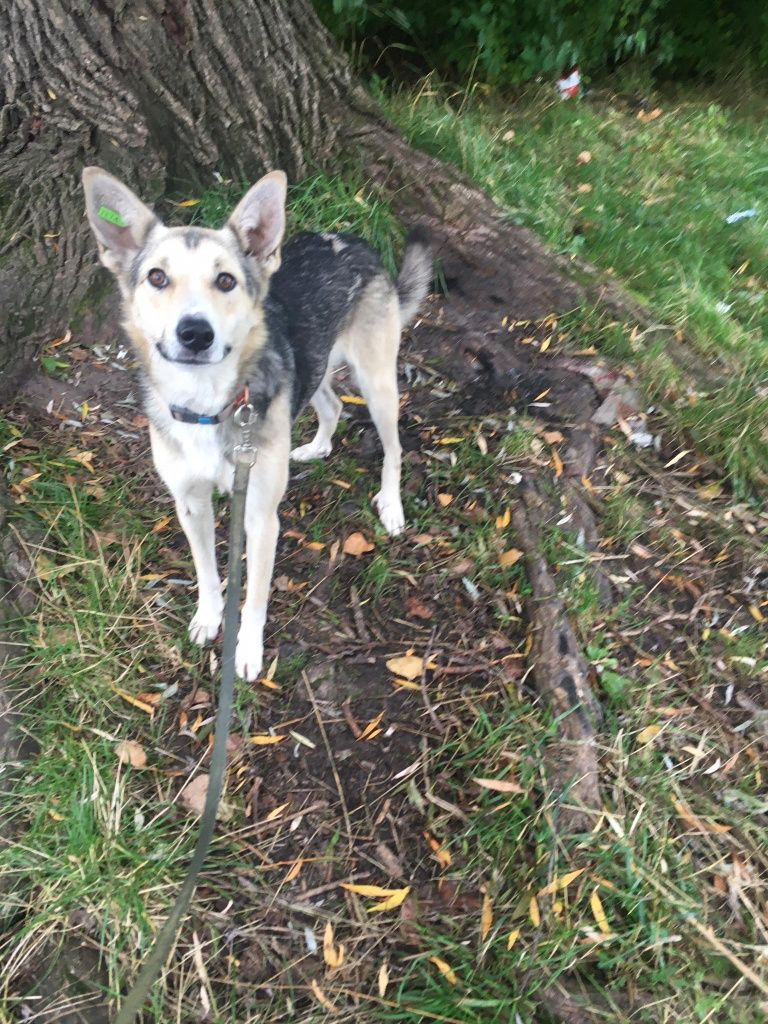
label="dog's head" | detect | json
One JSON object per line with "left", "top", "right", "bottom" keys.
{"left": 82, "top": 168, "right": 286, "bottom": 371}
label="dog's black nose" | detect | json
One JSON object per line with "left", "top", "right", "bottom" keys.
{"left": 176, "top": 315, "right": 214, "bottom": 352}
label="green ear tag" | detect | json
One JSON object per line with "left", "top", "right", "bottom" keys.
{"left": 97, "top": 206, "right": 128, "bottom": 228}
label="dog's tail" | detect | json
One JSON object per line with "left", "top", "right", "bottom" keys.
{"left": 396, "top": 225, "right": 433, "bottom": 329}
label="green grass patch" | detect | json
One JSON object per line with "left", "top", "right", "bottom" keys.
{"left": 382, "top": 80, "right": 768, "bottom": 494}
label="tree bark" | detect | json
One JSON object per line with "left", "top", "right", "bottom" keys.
{"left": 0, "top": 0, "right": 366, "bottom": 398}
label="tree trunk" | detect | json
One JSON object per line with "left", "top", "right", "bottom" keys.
{"left": 1, "top": 0, "right": 624, "bottom": 401}
{"left": 0, "top": 0, "right": 367, "bottom": 397}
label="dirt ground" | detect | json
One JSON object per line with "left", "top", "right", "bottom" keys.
{"left": 3, "top": 249, "right": 768, "bottom": 1022}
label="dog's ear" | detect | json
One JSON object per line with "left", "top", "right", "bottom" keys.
{"left": 227, "top": 171, "right": 287, "bottom": 270}
{"left": 82, "top": 167, "right": 159, "bottom": 275}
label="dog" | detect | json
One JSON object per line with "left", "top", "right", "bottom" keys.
{"left": 82, "top": 167, "right": 432, "bottom": 681}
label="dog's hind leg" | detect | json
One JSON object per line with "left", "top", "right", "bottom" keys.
{"left": 345, "top": 294, "right": 405, "bottom": 536}
{"left": 290, "top": 375, "right": 342, "bottom": 462}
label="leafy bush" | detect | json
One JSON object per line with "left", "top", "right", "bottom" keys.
{"left": 315, "top": 0, "right": 768, "bottom": 84}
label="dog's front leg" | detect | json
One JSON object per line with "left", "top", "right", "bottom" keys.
{"left": 235, "top": 396, "right": 291, "bottom": 682}
{"left": 150, "top": 427, "right": 223, "bottom": 644}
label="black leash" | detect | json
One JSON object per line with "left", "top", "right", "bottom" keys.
{"left": 114, "top": 403, "right": 257, "bottom": 1023}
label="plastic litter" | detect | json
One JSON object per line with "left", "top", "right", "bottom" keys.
{"left": 725, "top": 209, "right": 757, "bottom": 224}
{"left": 557, "top": 67, "right": 581, "bottom": 100}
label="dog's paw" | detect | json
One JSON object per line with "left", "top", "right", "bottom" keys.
{"left": 235, "top": 634, "right": 264, "bottom": 683}
{"left": 291, "top": 439, "right": 332, "bottom": 462}
{"left": 189, "top": 601, "right": 223, "bottom": 645}
{"left": 374, "top": 491, "right": 405, "bottom": 536}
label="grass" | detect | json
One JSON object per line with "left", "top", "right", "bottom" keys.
{"left": 3, "top": 80, "right": 768, "bottom": 1023}
{"left": 380, "top": 78, "right": 768, "bottom": 495}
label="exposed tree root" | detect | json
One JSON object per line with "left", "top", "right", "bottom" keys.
{"left": 512, "top": 480, "right": 602, "bottom": 836}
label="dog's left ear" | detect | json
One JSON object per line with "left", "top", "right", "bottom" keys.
{"left": 228, "top": 170, "right": 287, "bottom": 271}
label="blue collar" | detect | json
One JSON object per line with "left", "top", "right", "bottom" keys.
{"left": 169, "top": 385, "right": 250, "bottom": 425}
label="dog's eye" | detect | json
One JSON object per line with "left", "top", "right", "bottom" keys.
{"left": 147, "top": 268, "right": 168, "bottom": 289}
{"left": 215, "top": 272, "right": 236, "bottom": 292}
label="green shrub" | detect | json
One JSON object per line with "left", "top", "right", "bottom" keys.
{"left": 315, "top": 0, "right": 768, "bottom": 84}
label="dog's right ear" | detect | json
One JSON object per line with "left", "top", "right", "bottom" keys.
{"left": 82, "top": 167, "right": 158, "bottom": 275}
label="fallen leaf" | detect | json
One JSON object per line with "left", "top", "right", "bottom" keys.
{"left": 749, "top": 605, "right": 764, "bottom": 623}
{"left": 437, "top": 493, "right": 454, "bottom": 507}
{"left": 378, "top": 962, "right": 389, "bottom": 997}
{"left": 359, "top": 712, "right": 385, "bottom": 741}
{"left": 386, "top": 655, "right": 424, "bottom": 680}
{"left": 152, "top": 515, "right": 173, "bottom": 534}
{"left": 529, "top": 896, "right": 541, "bottom": 927}
{"left": 180, "top": 775, "right": 232, "bottom": 821}
{"left": 473, "top": 776, "right": 523, "bottom": 794}
{"left": 502, "top": 129, "right": 515, "bottom": 142}
{"left": 499, "top": 548, "right": 523, "bottom": 569}
{"left": 590, "top": 888, "right": 611, "bottom": 934}
{"left": 406, "top": 596, "right": 433, "bottom": 619}
{"left": 249, "top": 734, "right": 286, "bottom": 745}
{"left": 552, "top": 449, "right": 564, "bottom": 478}
{"left": 673, "top": 798, "right": 731, "bottom": 834}
{"left": 340, "top": 394, "right": 366, "bottom": 405}
{"left": 481, "top": 893, "right": 493, "bottom": 940}
{"left": 438, "top": 436, "right": 464, "bottom": 444}
{"left": 507, "top": 928, "right": 520, "bottom": 950}
{"left": 113, "top": 687, "right": 155, "bottom": 716}
{"left": 637, "top": 106, "right": 662, "bottom": 123}
{"left": 265, "top": 802, "right": 289, "bottom": 821}
{"left": 284, "top": 858, "right": 303, "bottom": 883}
{"left": 177, "top": 197, "right": 200, "bottom": 207}
{"left": 310, "top": 978, "right": 338, "bottom": 1013}
{"left": 342, "top": 883, "right": 401, "bottom": 897}
{"left": 289, "top": 730, "right": 317, "bottom": 749}
{"left": 323, "top": 922, "right": 345, "bottom": 969}
{"left": 576, "top": 150, "right": 592, "bottom": 164}
{"left": 576, "top": 182, "right": 593, "bottom": 194}
{"left": 495, "top": 507, "right": 511, "bottom": 530}
{"left": 114, "top": 740, "right": 147, "bottom": 769}
{"left": 636, "top": 724, "right": 662, "bottom": 745}
{"left": 368, "top": 886, "right": 411, "bottom": 912}
{"left": 543, "top": 430, "right": 564, "bottom": 444}
{"left": 391, "top": 677, "right": 421, "bottom": 691}
{"left": 430, "top": 956, "right": 458, "bottom": 985}
{"left": 538, "top": 868, "right": 586, "bottom": 897}
{"left": 424, "top": 832, "right": 452, "bottom": 869}
{"left": 343, "top": 532, "right": 374, "bottom": 556}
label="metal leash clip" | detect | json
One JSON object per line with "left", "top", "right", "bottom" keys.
{"left": 233, "top": 402, "right": 258, "bottom": 465}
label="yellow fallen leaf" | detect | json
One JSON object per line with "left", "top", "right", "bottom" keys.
{"left": 438, "top": 436, "right": 464, "bottom": 445}
{"left": 424, "top": 832, "right": 451, "bottom": 869}
{"left": 284, "top": 858, "right": 303, "bottom": 883}
{"left": 472, "top": 776, "right": 523, "bottom": 794}
{"left": 265, "top": 802, "right": 289, "bottom": 821}
{"left": 48, "top": 809, "right": 65, "bottom": 821}
{"left": 386, "top": 655, "right": 424, "bottom": 681}
{"left": 437, "top": 493, "right": 454, "bottom": 507}
{"left": 430, "top": 956, "right": 458, "bottom": 985}
{"left": 392, "top": 677, "right": 421, "bottom": 691}
{"left": 343, "top": 532, "right": 374, "bottom": 556}
{"left": 499, "top": 548, "right": 523, "bottom": 569}
{"left": 506, "top": 928, "right": 520, "bottom": 950}
{"left": 637, "top": 724, "right": 662, "bottom": 745}
{"left": 359, "top": 712, "right": 385, "bottom": 741}
{"left": 529, "top": 896, "right": 541, "bottom": 927}
{"left": 540, "top": 335, "right": 551, "bottom": 353}
{"left": 673, "top": 798, "right": 731, "bottom": 834}
{"left": 496, "top": 507, "right": 511, "bottom": 530}
{"left": 113, "top": 687, "right": 155, "bottom": 716}
{"left": 250, "top": 734, "right": 286, "bottom": 745}
{"left": 552, "top": 449, "right": 563, "bottom": 478}
{"left": 152, "top": 514, "right": 173, "bottom": 534}
{"left": 378, "top": 962, "right": 389, "bottom": 997}
{"left": 538, "top": 867, "right": 585, "bottom": 897}
{"left": 368, "top": 886, "right": 411, "bottom": 912}
{"left": 749, "top": 605, "right": 764, "bottom": 623}
{"left": 481, "top": 893, "right": 493, "bottom": 940}
{"left": 543, "top": 430, "right": 564, "bottom": 444}
{"left": 114, "top": 740, "right": 147, "bottom": 769}
{"left": 590, "top": 888, "right": 611, "bottom": 934}
{"left": 323, "top": 922, "right": 345, "bottom": 969}
{"left": 341, "top": 883, "right": 401, "bottom": 898}
{"left": 340, "top": 394, "right": 366, "bottom": 405}
{"left": 177, "top": 197, "right": 200, "bottom": 207}
{"left": 310, "top": 978, "right": 338, "bottom": 1013}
